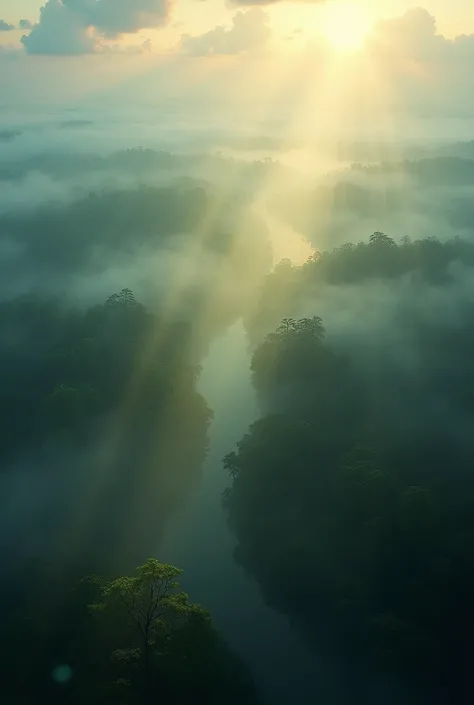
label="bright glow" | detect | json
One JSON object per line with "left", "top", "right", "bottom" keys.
{"left": 321, "top": 1, "right": 372, "bottom": 52}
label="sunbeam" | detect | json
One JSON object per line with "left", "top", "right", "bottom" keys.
{"left": 1, "top": 1, "right": 474, "bottom": 704}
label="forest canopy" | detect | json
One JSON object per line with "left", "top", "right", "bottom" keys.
{"left": 226, "top": 232, "right": 474, "bottom": 705}
{"left": 5, "top": 106, "right": 474, "bottom": 704}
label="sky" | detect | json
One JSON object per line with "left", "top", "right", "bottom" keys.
{"left": 1, "top": 0, "right": 474, "bottom": 41}
{"left": 1, "top": 0, "right": 474, "bottom": 138}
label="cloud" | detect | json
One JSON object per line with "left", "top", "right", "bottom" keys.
{"left": 8, "top": 4, "right": 474, "bottom": 122}
{"left": 22, "top": 1, "right": 96, "bottom": 55}
{"left": 21, "top": 0, "right": 173, "bottom": 55}
{"left": 369, "top": 7, "right": 446, "bottom": 62}
{"left": 18, "top": 19, "right": 33, "bottom": 30}
{"left": 0, "top": 20, "right": 15, "bottom": 31}
{"left": 365, "top": 8, "right": 474, "bottom": 116}
{"left": 67, "top": 0, "right": 173, "bottom": 37}
{"left": 181, "top": 9, "right": 270, "bottom": 56}
{"left": 373, "top": 8, "right": 474, "bottom": 60}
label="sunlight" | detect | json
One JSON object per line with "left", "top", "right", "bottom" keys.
{"left": 321, "top": 1, "right": 372, "bottom": 52}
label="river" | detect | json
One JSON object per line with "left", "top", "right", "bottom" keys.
{"left": 159, "top": 319, "right": 341, "bottom": 705}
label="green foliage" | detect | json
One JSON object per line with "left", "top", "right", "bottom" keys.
{"left": 0, "top": 558, "right": 262, "bottom": 705}
{"left": 250, "top": 316, "right": 359, "bottom": 446}
{"left": 227, "top": 294, "right": 474, "bottom": 703}
{"left": 94, "top": 559, "right": 185, "bottom": 631}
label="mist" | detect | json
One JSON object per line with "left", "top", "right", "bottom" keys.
{"left": 3, "top": 25, "right": 474, "bottom": 699}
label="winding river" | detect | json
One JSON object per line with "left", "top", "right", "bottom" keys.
{"left": 159, "top": 320, "right": 341, "bottom": 704}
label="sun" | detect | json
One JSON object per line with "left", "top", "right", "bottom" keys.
{"left": 321, "top": 1, "right": 372, "bottom": 52}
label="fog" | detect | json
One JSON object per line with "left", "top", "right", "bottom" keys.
{"left": 0, "top": 102, "right": 321, "bottom": 701}
{"left": 3, "top": 88, "right": 474, "bottom": 704}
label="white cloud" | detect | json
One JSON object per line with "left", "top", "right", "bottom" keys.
{"left": 365, "top": 8, "right": 474, "bottom": 116}
{"left": 67, "top": 0, "right": 173, "bottom": 37}
{"left": 22, "top": 1, "right": 96, "bottom": 55}
{"left": 21, "top": 0, "right": 173, "bottom": 55}
{"left": 181, "top": 9, "right": 271, "bottom": 56}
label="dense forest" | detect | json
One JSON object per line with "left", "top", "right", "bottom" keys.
{"left": 5, "top": 0, "right": 474, "bottom": 696}
{"left": 0, "top": 287, "right": 263, "bottom": 703}
{"left": 0, "top": 143, "right": 278, "bottom": 702}
{"left": 3, "top": 124, "right": 474, "bottom": 704}
{"left": 225, "top": 232, "right": 474, "bottom": 704}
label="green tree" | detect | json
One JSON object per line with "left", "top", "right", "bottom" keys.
{"left": 369, "top": 231, "right": 395, "bottom": 246}
{"left": 90, "top": 559, "right": 261, "bottom": 705}
{"left": 0, "top": 558, "right": 262, "bottom": 705}
{"left": 92, "top": 560, "right": 185, "bottom": 695}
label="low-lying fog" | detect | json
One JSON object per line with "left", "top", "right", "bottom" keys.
{"left": 3, "top": 99, "right": 474, "bottom": 703}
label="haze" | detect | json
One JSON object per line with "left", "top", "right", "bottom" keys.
{"left": 1, "top": 1, "right": 474, "bottom": 704}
